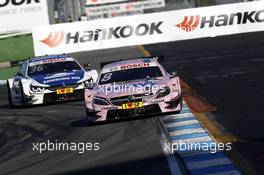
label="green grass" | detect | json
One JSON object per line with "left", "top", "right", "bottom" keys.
{"left": 0, "top": 66, "right": 18, "bottom": 80}
{"left": 0, "top": 34, "right": 34, "bottom": 79}
{"left": 0, "top": 34, "right": 34, "bottom": 62}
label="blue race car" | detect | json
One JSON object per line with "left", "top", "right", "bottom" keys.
{"left": 7, "top": 54, "right": 98, "bottom": 107}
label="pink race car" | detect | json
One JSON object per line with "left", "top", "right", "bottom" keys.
{"left": 84, "top": 56, "right": 182, "bottom": 122}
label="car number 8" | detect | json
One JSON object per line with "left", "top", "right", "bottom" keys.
{"left": 101, "top": 73, "right": 112, "bottom": 82}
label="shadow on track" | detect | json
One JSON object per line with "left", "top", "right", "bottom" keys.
{"left": 70, "top": 110, "right": 178, "bottom": 128}
{"left": 0, "top": 104, "right": 11, "bottom": 109}
{"left": 58, "top": 154, "right": 170, "bottom": 175}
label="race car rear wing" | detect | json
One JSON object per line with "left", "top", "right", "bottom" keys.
{"left": 100, "top": 55, "right": 165, "bottom": 69}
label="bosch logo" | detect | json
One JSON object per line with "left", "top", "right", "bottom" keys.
{"left": 120, "top": 63, "right": 150, "bottom": 70}
{"left": 0, "top": 0, "right": 39, "bottom": 7}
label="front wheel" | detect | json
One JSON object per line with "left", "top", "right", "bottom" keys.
{"left": 85, "top": 107, "right": 98, "bottom": 126}
{"left": 176, "top": 97, "right": 183, "bottom": 113}
{"left": 7, "top": 81, "right": 14, "bottom": 107}
{"left": 172, "top": 97, "right": 183, "bottom": 114}
{"left": 19, "top": 82, "right": 28, "bottom": 107}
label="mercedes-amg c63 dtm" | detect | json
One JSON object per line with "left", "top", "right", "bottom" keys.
{"left": 84, "top": 56, "right": 182, "bottom": 122}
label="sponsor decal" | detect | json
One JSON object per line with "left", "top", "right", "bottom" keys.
{"left": 44, "top": 73, "right": 76, "bottom": 79}
{"left": 176, "top": 10, "right": 264, "bottom": 32}
{"left": 43, "top": 76, "right": 81, "bottom": 84}
{"left": 120, "top": 63, "right": 150, "bottom": 70}
{"left": 176, "top": 15, "right": 200, "bottom": 32}
{"left": 41, "top": 31, "right": 64, "bottom": 47}
{"left": 41, "top": 22, "right": 163, "bottom": 48}
{"left": 29, "top": 57, "right": 73, "bottom": 66}
{"left": 102, "top": 62, "right": 156, "bottom": 73}
{"left": 122, "top": 101, "right": 143, "bottom": 109}
{"left": 199, "top": 10, "right": 264, "bottom": 28}
{"left": 42, "top": 58, "right": 67, "bottom": 64}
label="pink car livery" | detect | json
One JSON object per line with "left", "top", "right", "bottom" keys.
{"left": 84, "top": 56, "right": 182, "bottom": 122}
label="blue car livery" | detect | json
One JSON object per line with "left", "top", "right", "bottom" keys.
{"left": 7, "top": 54, "right": 98, "bottom": 107}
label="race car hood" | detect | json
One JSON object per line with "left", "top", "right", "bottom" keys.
{"left": 94, "top": 78, "right": 169, "bottom": 98}
{"left": 30, "top": 70, "right": 84, "bottom": 86}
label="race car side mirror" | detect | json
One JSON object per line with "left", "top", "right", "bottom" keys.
{"left": 84, "top": 63, "right": 92, "bottom": 71}
{"left": 15, "top": 72, "right": 23, "bottom": 77}
{"left": 170, "top": 71, "right": 179, "bottom": 78}
{"left": 86, "top": 83, "right": 94, "bottom": 90}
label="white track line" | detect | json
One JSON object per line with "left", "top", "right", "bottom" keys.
{"left": 0, "top": 80, "right": 7, "bottom": 86}
{"left": 169, "top": 128, "right": 205, "bottom": 137}
{"left": 186, "top": 158, "right": 232, "bottom": 170}
{"left": 164, "top": 120, "right": 199, "bottom": 128}
{"left": 159, "top": 128, "right": 183, "bottom": 175}
{"left": 162, "top": 113, "right": 194, "bottom": 120}
{"left": 172, "top": 136, "right": 213, "bottom": 144}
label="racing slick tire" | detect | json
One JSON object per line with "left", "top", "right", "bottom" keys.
{"left": 172, "top": 97, "right": 183, "bottom": 114}
{"left": 19, "top": 82, "right": 28, "bottom": 107}
{"left": 85, "top": 107, "right": 98, "bottom": 125}
{"left": 176, "top": 100, "right": 183, "bottom": 114}
{"left": 7, "top": 81, "right": 14, "bottom": 107}
{"left": 177, "top": 97, "right": 183, "bottom": 113}
{"left": 85, "top": 107, "right": 93, "bottom": 117}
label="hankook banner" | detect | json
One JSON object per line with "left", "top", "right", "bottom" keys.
{"left": 0, "top": 0, "right": 49, "bottom": 33}
{"left": 33, "top": 1, "right": 264, "bottom": 56}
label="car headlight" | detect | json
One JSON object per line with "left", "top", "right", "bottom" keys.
{"left": 155, "top": 87, "right": 171, "bottom": 99}
{"left": 93, "top": 96, "right": 109, "bottom": 105}
{"left": 30, "top": 85, "right": 46, "bottom": 92}
{"left": 82, "top": 78, "right": 94, "bottom": 87}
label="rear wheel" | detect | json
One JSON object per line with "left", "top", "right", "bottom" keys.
{"left": 7, "top": 82, "right": 14, "bottom": 107}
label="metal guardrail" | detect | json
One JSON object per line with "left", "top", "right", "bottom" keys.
{"left": 0, "top": 80, "right": 7, "bottom": 86}
{"left": 0, "top": 32, "right": 31, "bottom": 40}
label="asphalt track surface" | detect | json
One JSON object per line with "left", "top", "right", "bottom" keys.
{"left": 0, "top": 47, "right": 171, "bottom": 175}
{"left": 0, "top": 31, "right": 264, "bottom": 174}
{"left": 144, "top": 31, "right": 264, "bottom": 174}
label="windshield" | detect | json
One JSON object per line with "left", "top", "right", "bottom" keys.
{"left": 28, "top": 61, "right": 82, "bottom": 77}
{"left": 99, "top": 66, "right": 163, "bottom": 85}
